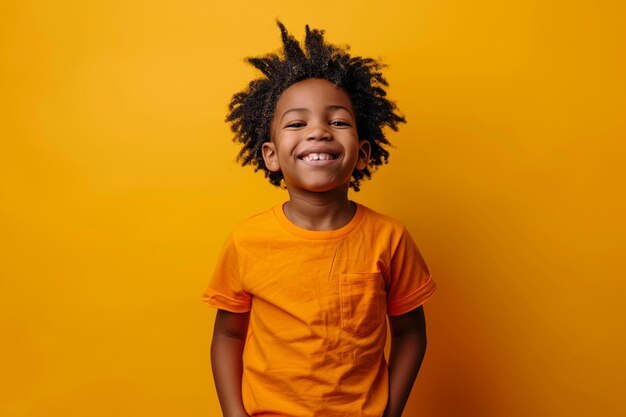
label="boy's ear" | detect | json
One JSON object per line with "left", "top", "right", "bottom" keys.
{"left": 262, "top": 141, "right": 281, "bottom": 172}
{"left": 355, "top": 139, "right": 371, "bottom": 170}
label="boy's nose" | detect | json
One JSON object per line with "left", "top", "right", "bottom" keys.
{"left": 306, "top": 124, "right": 332, "bottom": 141}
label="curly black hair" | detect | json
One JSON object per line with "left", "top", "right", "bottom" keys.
{"left": 226, "top": 20, "right": 406, "bottom": 191}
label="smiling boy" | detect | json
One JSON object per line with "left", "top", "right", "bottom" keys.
{"left": 203, "top": 22, "right": 437, "bottom": 417}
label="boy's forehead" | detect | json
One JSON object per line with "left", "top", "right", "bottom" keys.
{"left": 274, "top": 78, "right": 355, "bottom": 115}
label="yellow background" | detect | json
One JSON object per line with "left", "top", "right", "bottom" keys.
{"left": 1, "top": 1, "right": 625, "bottom": 416}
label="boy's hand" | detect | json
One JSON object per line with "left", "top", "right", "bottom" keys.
{"left": 383, "top": 305, "right": 428, "bottom": 417}
{"left": 211, "top": 309, "right": 251, "bottom": 417}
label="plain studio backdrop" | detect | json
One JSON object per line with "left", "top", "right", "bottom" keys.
{"left": 1, "top": 1, "right": 625, "bottom": 416}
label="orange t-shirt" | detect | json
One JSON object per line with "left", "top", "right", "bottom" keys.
{"left": 203, "top": 202, "right": 437, "bottom": 417}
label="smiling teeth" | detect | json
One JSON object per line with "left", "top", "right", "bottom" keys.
{"left": 302, "top": 153, "right": 335, "bottom": 161}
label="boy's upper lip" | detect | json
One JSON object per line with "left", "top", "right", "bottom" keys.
{"left": 296, "top": 145, "right": 342, "bottom": 159}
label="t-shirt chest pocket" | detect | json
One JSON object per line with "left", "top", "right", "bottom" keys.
{"left": 339, "top": 271, "right": 386, "bottom": 337}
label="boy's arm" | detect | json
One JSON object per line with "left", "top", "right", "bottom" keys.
{"left": 383, "top": 305, "right": 428, "bottom": 417}
{"left": 211, "top": 309, "right": 251, "bottom": 417}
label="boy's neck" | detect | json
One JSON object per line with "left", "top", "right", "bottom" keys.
{"left": 283, "top": 187, "right": 356, "bottom": 231}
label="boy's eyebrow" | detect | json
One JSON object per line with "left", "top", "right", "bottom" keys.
{"left": 328, "top": 105, "right": 355, "bottom": 118}
{"left": 280, "top": 108, "right": 310, "bottom": 121}
{"left": 280, "top": 105, "right": 355, "bottom": 122}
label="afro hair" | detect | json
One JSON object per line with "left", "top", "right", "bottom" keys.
{"left": 226, "top": 20, "right": 406, "bottom": 191}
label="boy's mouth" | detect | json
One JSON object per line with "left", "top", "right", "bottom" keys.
{"left": 299, "top": 152, "right": 339, "bottom": 162}
{"left": 297, "top": 147, "right": 341, "bottom": 162}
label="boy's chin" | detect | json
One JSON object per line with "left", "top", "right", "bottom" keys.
{"left": 285, "top": 181, "right": 351, "bottom": 195}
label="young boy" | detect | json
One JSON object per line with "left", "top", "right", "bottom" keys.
{"left": 203, "top": 21, "right": 437, "bottom": 417}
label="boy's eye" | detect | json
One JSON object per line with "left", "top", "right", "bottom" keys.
{"left": 330, "top": 120, "right": 350, "bottom": 127}
{"left": 286, "top": 121, "right": 306, "bottom": 128}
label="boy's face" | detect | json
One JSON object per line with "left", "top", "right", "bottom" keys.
{"left": 262, "top": 78, "right": 371, "bottom": 194}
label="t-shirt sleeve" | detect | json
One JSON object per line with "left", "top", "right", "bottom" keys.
{"left": 385, "top": 226, "right": 437, "bottom": 316}
{"left": 201, "top": 232, "right": 252, "bottom": 313}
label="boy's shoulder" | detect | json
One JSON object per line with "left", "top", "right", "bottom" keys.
{"left": 358, "top": 206, "right": 416, "bottom": 252}
{"left": 230, "top": 205, "right": 277, "bottom": 235}
{"left": 361, "top": 204, "right": 406, "bottom": 226}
